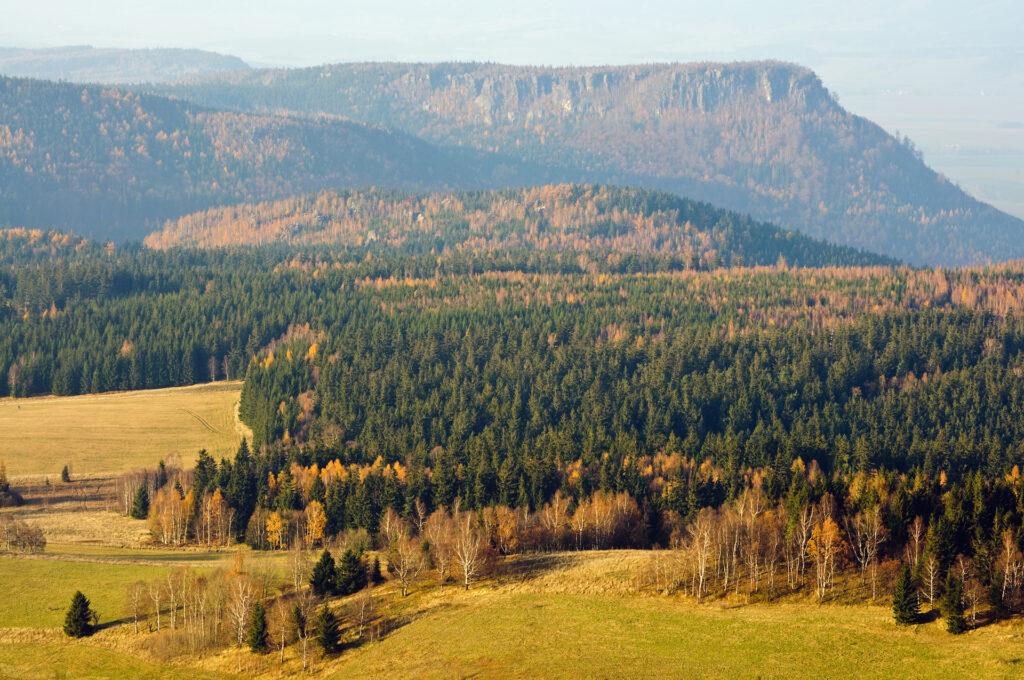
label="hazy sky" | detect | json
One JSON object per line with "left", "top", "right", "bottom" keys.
{"left": 3, "top": 0, "right": 1022, "bottom": 215}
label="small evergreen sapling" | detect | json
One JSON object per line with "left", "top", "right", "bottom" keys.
{"left": 314, "top": 603, "right": 339, "bottom": 654}
{"left": 892, "top": 564, "right": 918, "bottom": 625}
{"left": 130, "top": 482, "right": 150, "bottom": 519}
{"left": 247, "top": 601, "right": 269, "bottom": 652}
{"left": 63, "top": 591, "right": 95, "bottom": 638}
{"left": 369, "top": 556, "right": 383, "bottom": 585}
{"left": 941, "top": 574, "right": 967, "bottom": 634}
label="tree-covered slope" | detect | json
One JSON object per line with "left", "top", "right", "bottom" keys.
{"left": 0, "top": 76, "right": 553, "bottom": 242}
{"left": 145, "top": 185, "right": 893, "bottom": 269}
{"left": 156, "top": 61, "right": 1024, "bottom": 266}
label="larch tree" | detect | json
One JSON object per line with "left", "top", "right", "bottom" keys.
{"left": 266, "top": 510, "right": 285, "bottom": 550}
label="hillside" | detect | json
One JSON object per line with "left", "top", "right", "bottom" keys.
{"left": 156, "top": 61, "right": 1024, "bottom": 266}
{"left": 0, "top": 45, "right": 248, "bottom": 84}
{"left": 0, "top": 76, "right": 553, "bottom": 242}
{"left": 145, "top": 184, "right": 893, "bottom": 268}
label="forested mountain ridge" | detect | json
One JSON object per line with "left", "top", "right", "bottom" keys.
{"left": 145, "top": 184, "right": 893, "bottom": 269}
{"left": 0, "top": 76, "right": 555, "bottom": 242}
{"left": 156, "top": 61, "right": 1024, "bottom": 266}
{"left": 0, "top": 45, "right": 249, "bottom": 84}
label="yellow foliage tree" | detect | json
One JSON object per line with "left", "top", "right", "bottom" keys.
{"left": 266, "top": 510, "right": 285, "bottom": 550}
{"left": 303, "top": 501, "right": 326, "bottom": 548}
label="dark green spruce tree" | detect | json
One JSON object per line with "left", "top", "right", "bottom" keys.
{"left": 63, "top": 591, "right": 95, "bottom": 638}
{"left": 247, "top": 602, "right": 269, "bottom": 652}
{"left": 336, "top": 549, "right": 366, "bottom": 596}
{"left": 310, "top": 549, "right": 336, "bottom": 597}
{"left": 314, "top": 603, "right": 339, "bottom": 654}
{"left": 129, "top": 481, "right": 149, "bottom": 519}
{"left": 941, "top": 574, "right": 967, "bottom": 634}
{"left": 892, "top": 564, "right": 918, "bottom": 625}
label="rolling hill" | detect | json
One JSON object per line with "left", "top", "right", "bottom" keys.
{"left": 155, "top": 61, "right": 1024, "bottom": 266}
{"left": 0, "top": 76, "right": 555, "bottom": 242}
{"left": 145, "top": 184, "right": 893, "bottom": 269}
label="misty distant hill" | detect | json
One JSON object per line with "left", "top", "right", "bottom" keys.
{"left": 0, "top": 76, "right": 555, "bottom": 242}
{"left": 0, "top": 45, "right": 249, "bottom": 84}
{"left": 154, "top": 61, "right": 1024, "bottom": 266}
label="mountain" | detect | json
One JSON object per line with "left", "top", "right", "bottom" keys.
{"left": 154, "top": 61, "right": 1024, "bottom": 266}
{"left": 144, "top": 184, "right": 893, "bottom": 268}
{"left": 0, "top": 76, "right": 555, "bottom": 242}
{"left": 0, "top": 46, "right": 248, "bottom": 84}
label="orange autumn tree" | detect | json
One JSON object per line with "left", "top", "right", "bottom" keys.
{"left": 806, "top": 515, "right": 846, "bottom": 602}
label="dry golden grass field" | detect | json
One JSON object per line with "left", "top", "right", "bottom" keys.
{"left": 1, "top": 549, "right": 1023, "bottom": 679}
{"left": 0, "top": 381, "right": 246, "bottom": 481}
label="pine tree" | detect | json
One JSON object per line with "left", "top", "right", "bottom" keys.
{"left": 369, "top": 556, "right": 383, "bottom": 585}
{"left": 988, "top": 571, "right": 1007, "bottom": 621}
{"left": 63, "top": 591, "right": 95, "bottom": 638}
{"left": 247, "top": 602, "right": 269, "bottom": 652}
{"left": 61, "top": 464, "right": 71, "bottom": 483}
{"left": 941, "top": 574, "right": 967, "bottom": 634}
{"left": 130, "top": 482, "right": 149, "bottom": 519}
{"left": 310, "top": 549, "right": 336, "bottom": 597}
{"left": 336, "top": 548, "right": 366, "bottom": 595}
{"left": 892, "top": 564, "right": 918, "bottom": 625}
{"left": 313, "top": 603, "right": 339, "bottom": 654}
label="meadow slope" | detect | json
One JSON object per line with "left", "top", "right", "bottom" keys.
{"left": 0, "top": 381, "right": 244, "bottom": 480}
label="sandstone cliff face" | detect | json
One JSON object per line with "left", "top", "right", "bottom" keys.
{"left": 157, "top": 62, "right": 1024, "bottom": 266}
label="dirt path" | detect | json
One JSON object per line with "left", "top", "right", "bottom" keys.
{"left": 233, "top": 398, "right": 254, "bottom": 441}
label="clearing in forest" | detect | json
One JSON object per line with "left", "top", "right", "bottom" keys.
{"left": 0, "top": 382, "right": 245, "bottom": 480}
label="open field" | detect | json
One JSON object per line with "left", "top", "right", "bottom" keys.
{"left": 0, "top": 636, "right": 232, "bottom": 680}
{"left": 332, "top": 591, "right": 1024, "bottom": 679}
{"left": 0, "top": 545, "right": 256, "bottom": 629}
{"left": 0, "top": 382, "right": 245, "bottom": 480}
{"left": 1, "top": 549, "right": 1022, "bottom": 679}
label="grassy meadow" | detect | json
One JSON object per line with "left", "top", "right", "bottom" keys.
{"left": 0, "top": 381, "right": 245, "bottom": 480}
{"left": 1, "top": 548, "right": 1022, "bottom": 679}
{"left": 0, "top": 545, "right": 255, "bottom": 628}
{"left": 331, "top": 591, "right": 1024, "bottom": 679}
